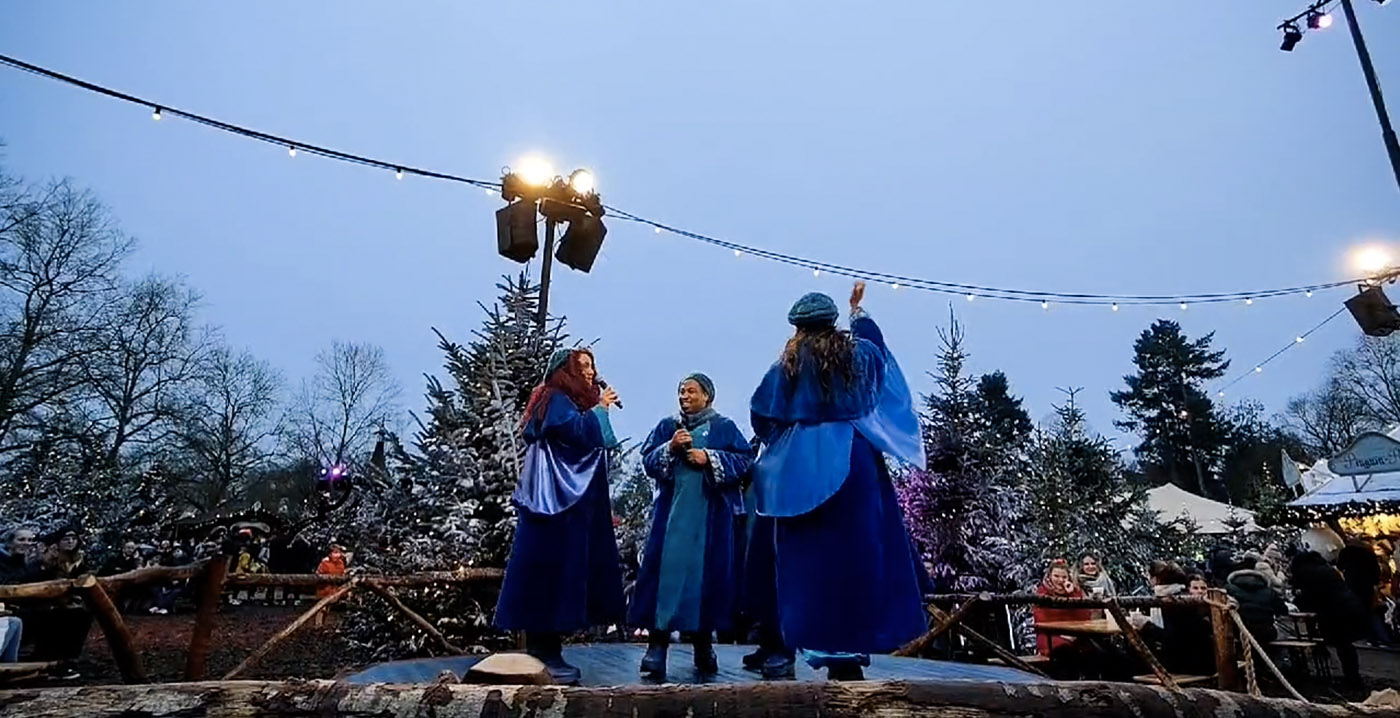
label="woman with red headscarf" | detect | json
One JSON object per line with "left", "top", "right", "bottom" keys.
{"left": 494, "top": 348, "right": 624, "bottom": 684}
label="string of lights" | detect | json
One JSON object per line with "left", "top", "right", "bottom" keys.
{"left": 0, "top": 51, "right": 1370, "bottom": 307}
{"left": 1214, "top": 307, "right": 1348, "bottom": 396}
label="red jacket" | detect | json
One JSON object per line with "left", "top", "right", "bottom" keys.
{"left": 1032, "top": 582, "right": 1093, "bottom": 656}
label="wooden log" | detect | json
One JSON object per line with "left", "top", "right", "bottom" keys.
{"left": 0, "top": 578, "right": 74, "bottom": 601}
{"left": 1229, "top": 609, "right": 1308, "bottom": 703}
{"left": 1206, "top": 588, "right": 1240, "bottom": 692}
{"left": 222, "top": 568, "right": 503, "bottom": 588}
{"left": 0, "top": 560, "right": 213, "bottom": 601}
{"left": 894, "top": 594, "right": 982, "bottom": 657}
{"left": 72, "top": 575, "right": 146, "bottom": 684}
{"left": 462, "top": 653, "right": 554, "bottom": 685}
{"left": 183, "top": 555, "right": 231, "bottom": 681}
{"left": 1105, "top": 599, "right": 1177, "bottom": 691}
{"left": 222, "top": 581, "right": 356, "bottom": 680}
{"left": 926, "top": 604, "right": 1048, "bottom": 678}
{"left": 361, "top": 580, "right": 464, "bottom": 655}
{"left": 926, "top": 592, "right": 1210, "bottom": 610}
{"left": 0, "top": 678, "right": 1382, "bottom": 718}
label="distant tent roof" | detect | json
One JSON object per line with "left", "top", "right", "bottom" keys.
{"left": 1146, "top": 483, "right": 1259, "bottom": 534}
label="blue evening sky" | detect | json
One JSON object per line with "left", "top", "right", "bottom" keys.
{"left": 2, "top": 3, "right": 1397, "bottom": 451}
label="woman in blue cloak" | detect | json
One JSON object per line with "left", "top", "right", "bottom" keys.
{"left": 494, "top": 348, "right": 624, "bottom": 684}
{"left": 749, "top": 281, "right": 928, "bottom": 680}
{"left": 629, "top": 373, "right": 755, "bottom": 677}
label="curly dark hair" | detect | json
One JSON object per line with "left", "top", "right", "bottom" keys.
{"left": 781, "top": 326, "right": 857, "bottom": 399}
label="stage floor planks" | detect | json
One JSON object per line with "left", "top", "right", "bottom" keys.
{"left": 344, "top": 644, "right": 1048, "bottom": 686}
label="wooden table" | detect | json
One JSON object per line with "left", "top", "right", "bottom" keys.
{"left": 1035, "top": 619, "right": 1123, "bottom": 638}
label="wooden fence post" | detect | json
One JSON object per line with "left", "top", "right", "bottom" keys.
{"left": 1206, "top": 588, "right": 1240, "bottom": 691}
{"left": 184, "top": 555, "right": 230, "bottom": 680}
{"left": 74, "top": 574, "right": 147, "bottom": 684}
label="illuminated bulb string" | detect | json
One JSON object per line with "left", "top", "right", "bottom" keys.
{"left": 1215, "top": 307, "right": 1347, "bottom": 397}
{"left": 0, "top": 51, "right": 1368, "bottom": 307}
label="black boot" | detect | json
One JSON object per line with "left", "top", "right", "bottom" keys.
{"left": 741, "top": 647, "right": 769, "bottom": 671}
{"left": 640, "top": 634, "right": 668, "bottom": 677}
{"left": 524, "top": 632, "right": 581, "bottom": 685}
{"left": 744, "top": 625, "right": 781, "bottom": 672}
{"left": 760, "top": 649, "right": 796, "bottom": 680}
{"left": 692, "top": 636, "right": 718, "bottom": 674}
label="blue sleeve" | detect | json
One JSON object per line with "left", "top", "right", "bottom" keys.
{"left": 641, "top": 418, "right": 676, "bottom": 482}
{"left": 851, "top": 311, "right": 886, "bottom": 351}
{"left": 539, "top": 392, "right": 615, "bottom": 450}
{"left": 750, "top": 411, "right": 781, "bottom": 447}
{"left": 703, "top": 420, "right": 756, "bottom": 488}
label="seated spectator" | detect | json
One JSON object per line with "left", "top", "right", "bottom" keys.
{"left": 1032, "top": 559, "right": 1092, "bottom": 656}
{"left": 1130, "top": 561, "right": 1214, "bottom": 676}
{"left": 0, "top": 528, "right": 40, "bottom": 584}
{"left": 0, "top": 609, "right": 20, "bottom": 663}
{"left": 1226, "top": 562, "right": 1287, "bottom": 644}
{"left": 1187, "top": 573, "right": 1209, "bottom": 597}
{"left": 12, "top": 526, "right": 94, "bottom": 669}
{"left": 1076, "top": 553, "right": 1117, "bottom": 597}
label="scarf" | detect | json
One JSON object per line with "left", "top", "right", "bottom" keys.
{"left": 680, "top": 406, "right": 719, "bottom": 430}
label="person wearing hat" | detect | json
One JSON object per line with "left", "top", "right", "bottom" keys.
{"left": 748, "top": 281, "right": 926, "bottom": 680}
{"left": 628, "top": 373, "right": 755, "bottom": 677}
{"left": 495, "top": 347, "right": 625, "bottom": 684}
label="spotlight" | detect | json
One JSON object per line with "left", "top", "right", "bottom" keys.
{"left": 1345, "top": 284, "right": 1400, "bottom": 337}
{"left": 568, "top": 169, "right": 597, "bottom": 196}
{"left": 514, "top": 156, "right": 554, "bottom": 187}
{"left": 1306, "top": 10, "right": 1329, "bottom": 29}
{"left": 496, "top": 200, "right": 539, "bottom": 263}
{"left": 1281, "top": 22, "right": 1303, "bottom": 51}
{"left": 553, "top": 215, "right": 608, "bottom": 273}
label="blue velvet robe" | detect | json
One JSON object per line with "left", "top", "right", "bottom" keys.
{"left": 628, "top": 413, "right": 754, "bottom": 633}
{"left": 494, "top": 391, "right": 625, "bottom": 633}
{"left": 749, "top": 313, "right": 927, "bottom": 655}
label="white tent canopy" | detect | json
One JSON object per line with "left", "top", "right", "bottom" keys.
{"left": 1293, "top": 427, "right": 1400, "bottom": 511}
{"left": 1146, "top": 483, "right": 1260, "bottom": 534}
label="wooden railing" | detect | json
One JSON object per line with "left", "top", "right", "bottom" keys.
{"left": 0, "top": 558, "right": 503, "bottom": 683}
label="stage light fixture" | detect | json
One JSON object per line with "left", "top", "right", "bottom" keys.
{"left": 1345, "top": 284, "right": 1400, "bottom": 337}
{"left": 1306, "top": 10, "right": 1329, "bottom": 29}
{"left": 496, "top": 199, "right": 539, "bottom": 263}
{"left": 1281, "top": 22, "right": 1303, "bottom": 51}
{"left": 569, "top": 169, "right": 596, "bottom": 196}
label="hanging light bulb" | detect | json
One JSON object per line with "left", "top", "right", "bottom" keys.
{"left": 966, "top": 294, "right": 974, "bottom": 302}
{"left": 395, "top": 168, "right": 404, "bottom": 180}
{"left": 1254, "top": 366, "right": 1263, "bottom": 373}
{"left": 1180, "top": 302, "right": 1188, "bottom": 310}
{"left": 813, "top": 269, "right": 821, "bottom": 277}
{"left": 1305, "top": 290, "right": 1313, "bottom": 297}
{"left": 484, "top": 187, "right": 495, "bottom": 195}
{"left": 891, "top": 282, "right": 900, "bottom": 290}
{"left": 1041, "top": 301, "right": 1049, "bottom": 310}
{"left": 1296, "top": 336, "right": 1305, "bottom": 343}
{"left": 1245, "top": 298, "right": 1253, "bottom": 305}
{"left": 288, "top": 146, "right": 297, "bottom": 158}
{"left": 733, "top": 249, "right": 741, "bottom": 257}
{"left": 1112, "top": 303, "right": 1119, "bottom": 312}
{"left": 1217, "top": 390, "right": 1225, "bottom": 397}
{"left": 152, "top": 107, "right": 162, "bottom": 121}
{"left": 654, "top": 227, "right": 662, "bottom": 234}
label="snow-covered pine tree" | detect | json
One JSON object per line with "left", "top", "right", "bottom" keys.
{"left": 336, "top": 272, "right": 568, "bottom": 660}
{"left": 898, "top": 313, "right": 1028, "bottom": 594}
{"left": 1019, "top": 389, "right": 1199, "bottom": 591}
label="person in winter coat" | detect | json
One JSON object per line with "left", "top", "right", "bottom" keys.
{"left": 1290, "top": 550, "right": 1367, "bottom": 687}
{"left": 1076, "top": 554, "right": 1117, "bottom": 598}
{"left": 1336, "top": 541, "right": 1382, "bottom": 643}
{"left": 1032, "top": 559, "right": 1093, "bottom": 657}
{"left": 1226, "top": 565, "right": 1287, "bottom": 643}
{"left": 1130, "top": 561, "right": 1214, "bottom": 676}
{"left": 313, "top": 545, "right": 347, "bottom": 627}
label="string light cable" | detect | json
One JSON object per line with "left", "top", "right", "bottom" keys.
{"left": 1214, "top": 306, "right": 1348, "bottom": 397}
{"left": 0, "top": 51, "right": 1371, "bottom": 307}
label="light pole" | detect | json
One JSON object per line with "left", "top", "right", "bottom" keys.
{"left": 494, "top": 159, "right": 607, "bottom": 328}
{"left": 1280, "top": 0, "right": 1400, "bottom": 195}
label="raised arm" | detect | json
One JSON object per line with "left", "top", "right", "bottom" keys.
{"left": 537, "top": 392, "right": 616, "bottom": 450}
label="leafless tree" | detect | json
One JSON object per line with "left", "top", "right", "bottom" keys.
{"left": 81, "top": 274, "right": 213, "bottom": 466}
{"left": 1331, "top": 334, "right": 1400, "bottom": 428}
{"left": 0, "top": 176, "right": 131, "bottom": 451}
{"left": 173, "top": 346, "right": 282, "bottom": 512}
{"left": 1283, "top": 375, "right": 1376, "bottom": 457}
{"left": 284, "top": 341, "right": 400, "bottom": 468}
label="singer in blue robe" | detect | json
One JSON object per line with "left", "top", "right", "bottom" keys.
{"left": 628, "top": 373, "right": 754, "bottom": 676}
{"left": 495, "top": 348, "right": 625, "bottom": 685}
{"left": 749, "top": 283, "right": 928, "bottom": 681}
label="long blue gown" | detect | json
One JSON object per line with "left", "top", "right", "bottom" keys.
{"left": 628, "top": 413, "right": 754, "bottom": 634}
{"left": 494, "top": 391, "right": 625, "bottom": 633}
{"left": 749, "top": 312, "right": 927, "bottom": 657}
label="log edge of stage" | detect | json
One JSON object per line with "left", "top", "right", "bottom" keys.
{"left": 0, "top": 679, "right": 1383, "bottom": 718}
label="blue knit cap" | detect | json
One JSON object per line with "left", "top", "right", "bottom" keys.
{"left": 788, "top": 292, "right": 839, "bottom": 328}
{"left": 681, "top": 373, "right": 715, "bottom": 401}
{"left": 545, "top": 349, "right": 573, "bottom": 378}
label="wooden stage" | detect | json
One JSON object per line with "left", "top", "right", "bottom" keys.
{"left": 343, "top": 643, "right": 1047, "bottom": 686}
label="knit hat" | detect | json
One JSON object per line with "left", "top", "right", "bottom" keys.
{"left": 681, "top": 373, "right": 715, "bottom": 401}
{"left": 545, "top": 349, "right": 573, "bottom": 378}
{"left": 788, "top": 292, "right": 839, "bottom": 328}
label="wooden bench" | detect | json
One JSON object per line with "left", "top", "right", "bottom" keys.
{"left": 1132, "top": 673, "right": 1215, "bottom": 687}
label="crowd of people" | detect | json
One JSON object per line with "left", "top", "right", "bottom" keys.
{"left": 1031, "top": 539, "right": 1396, "bottom": 689}
{"left": 0, "top": 520, "right": 348, "bottom": 676}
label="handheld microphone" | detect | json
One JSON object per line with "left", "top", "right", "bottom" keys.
{"left": 596, "top": 378, "right": 622, "bottom": 409}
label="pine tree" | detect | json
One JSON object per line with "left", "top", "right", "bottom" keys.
{"left": 898, "top": 313, "right": 1028, "bottom": 593}
{"left": 1110, "top": 320, "right": 1230, "bottom": 498}
{"left": 335, "top": 272, "right": 569, "bottom": 659}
